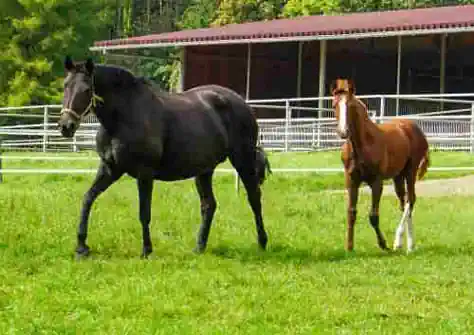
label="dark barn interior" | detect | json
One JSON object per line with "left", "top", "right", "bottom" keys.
{"left": 182, "top": 32, "right": 474, "bottom": 118}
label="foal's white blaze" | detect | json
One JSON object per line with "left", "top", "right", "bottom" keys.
{"left": 337, "top": 96, "right": 348, "bottom": 135}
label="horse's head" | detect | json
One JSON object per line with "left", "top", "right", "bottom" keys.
{"left": 331, "top": 78, "right": 356, "bottom": 139}
{"left": 58, "top": 56, "right": 102, "bottom": 138}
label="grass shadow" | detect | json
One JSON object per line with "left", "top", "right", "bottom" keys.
{"left": 414, "top": 243, "right": 474, "bottom": 257}
{"left": 208, "top": 243, "right": 405, "bottom": 264}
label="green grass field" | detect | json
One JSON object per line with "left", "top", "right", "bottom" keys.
{"left": 1, "top": 150, "right": 474, "bottom": 334}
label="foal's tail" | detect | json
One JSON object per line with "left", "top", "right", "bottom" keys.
{"left": 417, "top": 149, "right": 430, "bottom": 181}
{"left": 255, "top": 146, "right": 272, "bottom": 185}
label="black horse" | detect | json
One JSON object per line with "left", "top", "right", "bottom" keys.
{"left": 58, "top": 56, "right": 271, "bottom": 259}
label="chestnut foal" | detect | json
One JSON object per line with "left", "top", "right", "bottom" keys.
{"left": 332, "top": 79, "right": 430, "bottom": 253}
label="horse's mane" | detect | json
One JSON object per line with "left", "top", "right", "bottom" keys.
{"left": 136, "top": 76, "right": 168, "bottom": 97}
{"left": 93, "top": 64, "right": 170, "bottom": 99}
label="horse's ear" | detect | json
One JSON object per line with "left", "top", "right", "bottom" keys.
{"left": 330, "top": 79, "right": 337, "bottom": 95}
{"left": 348, "top": 79, "right": 356, "bottom": 95}
{"left": 64, "top": 55, "right": 74, "bottom": 72}
{"left": 85, "top": 57, "right": 94, "bottom": 75}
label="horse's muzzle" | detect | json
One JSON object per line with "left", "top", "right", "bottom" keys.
{"left": 337, "top": 128, "right": 349, "bottom": 139}
{"left": 58, "top": 115, "right": 78, "bottom": 138}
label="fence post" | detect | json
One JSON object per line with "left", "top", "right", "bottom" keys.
{"left": 73, "top": 135, "right": 78, "bottom": 152}
{"left": 317, "top": 100, "right": 323, "bottom": 149}
{"left": 0, "top": 148, "right": 3, "bottom": 183}
{"left": 42, "top": 106, "right": 48, "bottom": 152}
{"left": 471, "top": 104, "right": 474, "bottom": 154}
{"left": 284, "top": 100, "right": 291, "bottom": 152}
{"left": 379, "top": 96, "right": 386, "bottom": 124}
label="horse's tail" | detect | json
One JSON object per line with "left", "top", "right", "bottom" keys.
{"left": 417, "top": 149, "right": 430, "bottom": 180}
{"left": 255, "top": 146, "right": 272, "bottom": 185}
{"left": 410, "top": 122, "right": 430, "bottom": 181}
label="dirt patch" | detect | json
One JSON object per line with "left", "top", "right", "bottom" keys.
{"left": 330, "top": 175, "right": 474, "bottom": 198}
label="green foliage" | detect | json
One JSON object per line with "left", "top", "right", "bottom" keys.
{"left": 178, "top": 0, "right": 217, "bottom": 30}
{"left": 0, "top": 0, "right": 116, "bottom": 106}
{"left": 281, "top": 0, "right": 474, "bottom": 17}
{"left": 281, "top": 0, "right": 341, "bottom": 17}
{"left": 212, "top": 0, "right": 286, "bottom": 26}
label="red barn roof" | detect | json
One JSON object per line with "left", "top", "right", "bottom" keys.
{"left": 92, "top": 5, "right": 474, "bottom": 50}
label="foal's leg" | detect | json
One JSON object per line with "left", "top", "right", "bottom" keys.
{"left": 193, "top": 171, "right": 217, "bottom": 253}
{"left": 77, "top": 162, "right": 122, "bottom": 258}
{"left": 137, "top": 178, "right": 154, "bottom": 258}
{"left": 393, "top": 175, "right": 408, "bottom": 250}
{"left": 369, "top": 178, "right": 389, "bottom": 251}
{"left": 346, "top": 173, "right": 361, "bottom": 251}
{"left": 405, "top": 171, "right": 417, "bottom": 252}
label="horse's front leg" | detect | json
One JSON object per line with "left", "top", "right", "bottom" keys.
{"left": 77, "top": 162, "right": 122, "bottom": 259}
{"left": 346, "top": 171, "right": 361, "bottom": 252}
{"left": 137, "top": 177, "right": 154, "bottom": 258}
{"left": 369, "top": 178, "right": 389, "bottom": 251}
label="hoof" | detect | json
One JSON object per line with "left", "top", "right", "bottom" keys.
{"left": 193, "top": 244, "right": 206, "bottom": 254}
{"left": 75, "top": 245, "right": 90, "bottom": 260}
{"left": 378, "top": 240, "right": 390, "bottom": 251}
{"left": 393, "top": 243, "right": 403, "bottom": 251}
{"left": 258, "top": 235, "right": 268, "bottom": 250}
{"left": 141, "top": 247, "right": 153, "bottom": 259}
{"left": 406, "top": 246, "right": 415, "bottom": 254}
{"left": 381, "top": 245, "right": 391, "bottom": 252}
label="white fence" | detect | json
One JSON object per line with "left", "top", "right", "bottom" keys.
{"left": 0, "top": 93, "right": 473, "bottom": 153}
{"left": 0, "top": 94, "right": 473, "bottom": 185}
{"left": 249, "top": 94, "right": 474, "bottom": 152}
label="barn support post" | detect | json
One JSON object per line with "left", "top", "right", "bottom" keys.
{"left": 317, "top": 40, "right": 327, "bottom": 149}
{"left": 296, "top": 41, "right": 303, "bottom": 117}
{"left": 396, "top": 36, "right": 402, "bottom": 116}
{"left": 245, "top": 43, "right": 252, "bottom": 100}
{"left": 235, "top": 43, "right": 253, "bottom": 193}
{"left": 440, "top": 33, "right": 447, "bottom": 111}
{"left": 178, "top": 47, "right": 186, "bottom": 93}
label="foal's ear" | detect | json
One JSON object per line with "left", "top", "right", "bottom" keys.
{"left": 64, "top": 55, "right": 74, "bottom": 72}
{"left": 85, "top": 58, "right": 95, "bottom": 75}
{"left": 330, "top": 79, "right": 338, "bottom": 95}
{"left": 347, "top": 79, "right": 356, "bottom": 95}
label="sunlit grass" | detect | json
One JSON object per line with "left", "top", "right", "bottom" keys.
{"left": 0, "top": 151, "right": 474, "bottom": 333}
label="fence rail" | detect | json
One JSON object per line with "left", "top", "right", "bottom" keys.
{"left": 0, "top": 93, "right": 474, "bottom": 153}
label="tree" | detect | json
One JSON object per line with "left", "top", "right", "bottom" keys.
{"left": 0, "top": 0, "right": 116, "bottom": 106}
{"left": 281, "top": 0, "right": 473, "bottom": 17}
{"left": 281, "top": 0, "right": 340, "bottom": 17}
{"left": 212, "top": 0, "right": 286, "bottom": 26}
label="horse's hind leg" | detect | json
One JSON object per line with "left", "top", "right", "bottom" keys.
{"left": 405, "top": 170, "right": 417, "bottom": 252}
{"left": 77, "top": 162, "right": 122, "bottom": 258}
{"left": 230, "top": 155, "right": 268, "bottom": 250}
{"left": 393, "top": 175, "right": 408, "bottom": 250}
{"left": 137, "top": 178, "right": 154, "bottom": 258}
{"left": 369, "top": 178, "right": 389, "bottom": 251}
{"left": 193, "top": 171, "right": 217, "bottom": 253}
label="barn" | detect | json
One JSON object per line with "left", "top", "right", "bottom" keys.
{"left": 91, "top": 5, "right": 474, "bottom": 151}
